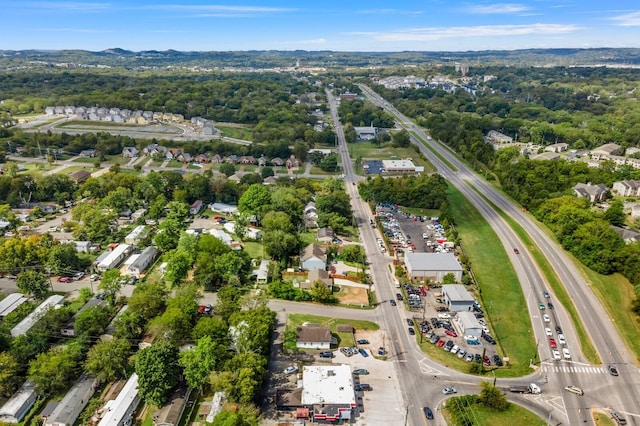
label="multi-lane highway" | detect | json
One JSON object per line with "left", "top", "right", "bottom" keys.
{"left": 358, "top": 83, "right": 640, "bottom": 425}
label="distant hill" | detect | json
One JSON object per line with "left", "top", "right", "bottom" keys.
{"left": 2, "top": 48, "right": 640, "bottom": 69}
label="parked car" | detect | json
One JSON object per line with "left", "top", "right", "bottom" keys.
{"left": 354, "top": 384, "right": 372, "bottom": 391}
{"left": 352, "top": 368, "right": 369, "bottom": 375}
{"left": 608, "top": 365, "right": 619, "bottom": 376}
{"left": 396, "top": 293, "right": 403, "bottom": 301}
{"left": 436, "top": 340, "right": 445, "bottom": 348}
{"left": 445, "top": 329, "right": 457, "bottom": 337}
{"left": 319, "top": 351, "right": 334, "bottom": 358}
{"left": 283, "top": 365, "right": 298, "bottom": 375}
{"left": 562, "top": 348, "right": 571, "bottom": 359}
{"left": 465, "top": 353, "right": 474, "bottom": 362}
{"left": 552, "top": 350, "right": 561, "bottom": 360}
{"left": 442, "top": 387, "right": 457, "bottom": 395}
{"left": 57, "top": 276, "right": 71, "bottom": 283}
{"left": 358, "top": 348, "right": 369, "bottom": 357}
{"left": 356, "top": 339, "right": 369, "bottom": 345}
{"left": 408, "top": 327, "right": 415, "bottom": 335}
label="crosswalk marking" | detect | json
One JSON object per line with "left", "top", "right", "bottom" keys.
{"left": 539, "top": 365, "right": 605, "bottom": 374}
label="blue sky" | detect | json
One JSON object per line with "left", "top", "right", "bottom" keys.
{"left": 2, "top": 1, "right": 640, "bottom": 52}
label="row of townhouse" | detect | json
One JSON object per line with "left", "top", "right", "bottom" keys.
{"left": 45, "top": 106, "right": 215, "bottom": 135}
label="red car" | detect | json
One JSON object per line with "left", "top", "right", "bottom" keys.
{"left": 57, "top": 276, "right": 71, "bottom": 283}
{"left": 436, "top": 340, "right": 445, "bottom": 348}
{"left": 513, "top": 248, "right": 520, "bottom": 254}
{"left": 549, "top": 339, "right": 557, "bottom": 348}
{"left": 445, "top": 329, "right": 457, "bottom": 337}
{"left": 483, "top": 356, "right": 491, "bottom": 366}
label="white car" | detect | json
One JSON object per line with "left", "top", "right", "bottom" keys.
{"left": 543, "top": 314, "right": 551, "bottom": 323}
{"left": 438, "top": 313, "right": 451, "bottom": 319}
{"left": 283, "top": 365, "right": 298, "bottom": 375}
{"left": 552, "top": 350, "right": 561, "bottom": 361}
{"left": 562, "top": 348, "right": 571, "bottom": 359}
{"left": 545, "top": 327, "right": 553, "bottom": 336}
{"left": 557, "top": 334, "right": 566, "bottom": 345}
{"left": 450, "top": 345, "right": 459, "bottom": 355}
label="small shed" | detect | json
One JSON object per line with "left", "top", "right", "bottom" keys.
{"left": 455, "top": 311, "right": 482, "bottom": 337}
{"left": 442, "top": 284, "right": 475, "bottom": 312}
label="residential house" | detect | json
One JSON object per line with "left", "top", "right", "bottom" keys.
{"left": 631, "top": 204, "right": 640, "bottom": 218}
{"left": 225, "top": 155, "right": 238, "bottom": 164}
{"left": 530, "top": 152, "right": 561, "bottom": 161}
{"left": 97, "top": 373, "right": 140, "bottom": 426}
{"left": 611, "top": 226, "right": 640, "bottom": 244}
{"left": 74, "top": 241, "right": 92, "bottom": 253}
{"left": 208, "top": 229, "right": 233, "bottom": 245}
{"left": 316, "top": 227, "right": 333, "bottom": 243}
{"left": 239, "top": 156, "right": 255, "bottom": 165}
{"left": 257, "top": 155, "right": 267, "bottom": 167}
{"left": 301, "top": 244, "right": 327, "bottom": 271}
{"left": 45, "top": 107, "right": 55, "bottom": 115}
{"left": 194, "top": 154, "right": 209, "bottom": 163}
{"left": 609, "top": 155, "right": 628, "bottom": 167}
{"left": 144, "top": 144, "right": 167, "bottom": 157}
{"left": 301, "top": 268, "right": 332, "bottom": 290}
{"left": 263, "top": 176, "right": 278, "bottom": 185}
{"left": 202, "top": 124, "right": 215, "bottom": 135}
{"left": 573, "top": 182, "right": 608, "bottom": 203}
{"left": 178, "top": 152, "right": 192, "bottom": 163}
{"left": 11, "top": 295, "right": 65, "bottom": 337}
{"left": 354, "top": 126, "right": 378, "bottom": 141}
{"left": 124, "top": 225, "right": 148, "bottom": 245}
{"left": 296, "top": 324, "right": 334, "bottom": 349}
{"left": 127, "top": 246, "right": 158, "bottom": 278}
{"left": 152, "top": 387, "right": 191, "bottom": 426}
{"left": 0, "top": 381, "right": 37, "bottom": 424}
{"left": 190, "top": 200, "right": 204, "bottom": 215}
{"left": 487, "top": 130, "right": 513, "bottom": 144}
{"left": 253, "top": 260, "right": 270, "bottom": 284}
{"left": 612, "top": 180, "right": 640, "bottom": 197}
{"left": 545, "top": 143, "right": 569, "bottom": 153}
{"left": 122, "top": 147, "right": 139, "bottom": 158}
{"left": 270, "top": 157, "right": 285, "bottom": 167}
{"left": 166, "top": 148, "right": 181, "bottom": 160}
{"left": 60, "top": 298, "right": 107, "bottom": 337}
{"left": 304, "top": 201, "right": 318, "bottom": 220}
{"left": 210, "top": 154, "right": 223, "bottom": 164}
{"left": 45, "top": 374, "right": 98, "bottom": 426}
{"left": 286, "top": 155, "right": 301, "bottom": 169}
{"left": 68, "top": 170, "right": 91, "bottom": 184}
{"left": 591, "top": 143, "right": 621, "bottom": 160}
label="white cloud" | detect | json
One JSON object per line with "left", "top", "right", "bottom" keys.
{"left": 348, "top": 24, "right": 581, "bottom": 42}
{"left": 466, "top": 3, "right": 531, "bottom": 14}
{"left": 610, "top": 11, "right": 640, "bottom": 26}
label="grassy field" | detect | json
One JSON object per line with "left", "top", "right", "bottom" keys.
{"left": 593, "top": 411, "right": 616, "bottom": 425}
{"left": 216, "top": 124, "right": 254, "bottom": 141}
{"left": 347, "top": 141, "right": 435, "bottom": 172}
{"left": 447, "top": 184, "right": 536, "bottom": 377}
{"left": 309, "top": 166, "right": 337, "bottom": 175}
{"left": 285, "top": 313, "right": 379, "bottom": 350}
{"left": 442, "top": 398, "right": 545, "bottom": 426}
{"left": 243, "top": 241, "right": 265, "bottom": 259}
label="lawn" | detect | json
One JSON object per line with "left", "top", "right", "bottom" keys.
{"left": 299, "top": 232, "right": 316, "bottom": 246}
{"left": 447, "top": 184, "right": 536, "bottom": 377}
{"left": 593, "top": 411, "right": 616, "bottom": 426}
{"left": 285, "top": 313, "right": 379, "bottom": 350}
{"left": 166, "top": 159, "right": 183, "bottom": 168}
{"left": 309, "top": 165, "right": 338, "bottom": 175}
{"left": 347, "top": 141, "right": 435, "bottom": 172}
{"left": 243, "top": 241, "right": 265, "bottom": 259}
{"left": 216, "top": 124, "right": 254, "bottom": 141}
{"left": 442, "top": 398, "right": 545, "bottom": 426}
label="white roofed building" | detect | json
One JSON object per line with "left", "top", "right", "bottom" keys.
{"left": 98, "top": 374, "right": 140, "bottom": 426}
{"left": 455, "top": 311, "right": 483, "bottom": 337}
{"left": 45, "top": 374, "right": 97, "bottom": 426}
{"left": 382, "top": 159, "right": 418, "bottom": 174}
{"left": 301, "top": 365, "right": 356, "bottom": 423}
{"left": 404, "top": 252, "right": 463, "bottom": 283}
{"left": 0, "top": 381, "right": 37, "bottom": 423}
{"left": 11, "top": 295, "right": 64, "bottom": 337}
{"left": 442, "top": 284, "right": 475, "bottom": 312}
{"left": 0, "top": 293, "right": 28, "bottom": 318}
{"left": 97, "top": 244, "right": 133, "bottom": 272}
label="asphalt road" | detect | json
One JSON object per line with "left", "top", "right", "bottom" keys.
{"left": 358, "top": 83, "right": 640, "bottom": 425}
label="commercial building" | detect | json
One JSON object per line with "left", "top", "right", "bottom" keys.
{"left": 301, "top": 365, "right": 356, "bottom": 422}
{"left": 455, "top": 311, "right": 483, "bottom": 337}
{"left": 442, "top": 285, "right": 475, "bottom": 312}
{"left": 403, "top": 252, "right": 463, "bottom": 283}
{"left": 0, "top": 293, "right": 28, "bottom": 319}
{"left": 127, "top": 246, "right": 158, "bottom": 278}
{"left": 11, "top": 295, "right": 65, "bottom": 337}
{"left": 97, "top": 244, "right": 133, "bottom": 272}
{"left": 0, "top": 381, "right": 37, "bottom": 423}
{"left": 381, "top": 159, "right": 418, "bottom": 174}
{"left": 46, "top": 374, "right": 98, "bottom": 426}
{"left": 98, "top": 374, "right": 140, "bottom": 426}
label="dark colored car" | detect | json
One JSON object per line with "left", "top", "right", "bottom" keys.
{"left": 396, "top": 293, "right": 403, "bottom": 301}
{"left": 548, "top": 302, "right": 554, "bottom": 309}
{"left": 555, "top": 325, "right": 563, "bottom": 334}
{"left": 406, "top": 318, "right": 414, "bottom": 326}
{"left": 356, "top": 339, "right": 369, "bottom": 345}
{"left": 423, "top": 406, "right": 434, "bottom": 420}
{"left": 513, "top": 248, "right": 519, "bottom": 254}
{"left": 358, "top": 348, "right": 368, "bottom": 357}
{"left": 319, "top": 351, "right": 334, "bottom": 358}
{"left": 390, "top": 299, "right": 397, "bottom": 306}
{"left": 355, "top": 384, "right": 372, "bottom": 391}
{"left": 408, "top": 327, "right": 415, "bottom": 335}
{"left": 608, "top": 365, "right": 619, "bottom": 376}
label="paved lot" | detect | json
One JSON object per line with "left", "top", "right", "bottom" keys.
{"left": 363, "top": 160, "right": 383, "bottom": 175}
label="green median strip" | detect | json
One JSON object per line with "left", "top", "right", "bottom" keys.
{"left": 465, "top": 181, "right": 601, "bottom": 365}
{"left": 447, "top": 184, "right": 535, "bottom": 377}
{"left": 409, "top": 131, "right": 458, "bottom": 172}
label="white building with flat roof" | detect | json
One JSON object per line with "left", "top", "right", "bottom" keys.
{"left": 404, "top": 252, "right": 463, "bottom": 282}
{"left": 127, "top": 246, "right": 158, "bottom": 278}
{"left": 442, "top": 284, "right": 475, "bottom": 312}
{"left": 301, "top": 365, "right": 356, "bottom": 423}
{"left": 455, "top": 311, "right": 483, "bottom": 337}
{"left": 97, "top": 244, "right": 132, "bottom": 272}
{"left": 382, "top": 159, "right": 417, "bottom": 174}
{"left": 0, "top": 380, "right": 37, "bottom": 423}
{"left": 46, "top": 374, "right": 97, "bottom": 426}
{"left": 11, "top": 295, "right": 64, "bottom": 337}
{"left": 98, "top": 374, "right": 140, "bottom": 426}
{"left": 124, "top": 225, "right": 148, "bottom": 245}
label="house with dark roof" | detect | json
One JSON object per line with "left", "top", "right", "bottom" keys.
{"left": 296, "top": 324, "right": 334, "bottom": 349}
{"left": 286, "top": 155, "right": 301, "bottom": 169}
{"left": 302, "top": 269, "right": 332, "bottom": 290}
{"left": 316, "top": 227, "right": 334, "bottom": 243}
{"left": 271, "top": 157, "right": 285, "bottom": 167}
{"left": 301, "top": 244, "right": 327, "bottom": 271}
{"left": 573, "top": 182, "right": 608, "bottom": 203}
{"left": 612, "top": 179, "right": 640, "bottom": 197}
{"left": 239, "top": 156, "right": 255, "bottom": 164}
{"left": 68, "top": 170, "right": 92, "bottom": 184}
{"left": 80, "top": 149, "right": 97, "bottom": 158}
{"left": 190, "top": 200, "right": 204, "bottom": 215}
{"left": 611, "top": 226, "right": 640, "bottom": 244}
{"left": 152, "top": 387, "right": 191, "bottom": 426}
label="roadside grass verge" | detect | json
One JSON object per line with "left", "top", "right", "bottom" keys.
{"left": 408, "top": 131, "right": 457, "bottom": 172}
{"left": 466, "top": 182, "right": 602, "bottom": 365}
{"left": 442, "top": 397, "right": 546, "bottom": 426}
{"left": 447, "top": 184, "right": 535, "bottom": 377}
{"left": 216, "top": 124, "right": 253, "bottom": 141}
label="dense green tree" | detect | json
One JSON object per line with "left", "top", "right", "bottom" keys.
{"left": 28, "top": 346, "right": 82, "bottom": 395}
{"left": 219, "top": 163, "right": 236, "bottom": 177}
{"left": 603, "top": 199, "right": 626, "bottom": 227}
{"left": 135, "top": 341, "right": 180, "bottom": 406}
{"left": 0, "top": 352, "right": 21, "bottom": 398}
{"left": 46, "top": 243, "right": 83, "bottom": 276}
{"left": 238, "top": 184, "right": 271, "bottom": 219}
{"left": 392, "top": 130, "right": 411, "bottom": 147}
{"left": 98, "top": 269, "right": 122, "bottom": 305}
{"left": 74, "top": 305, "right": 112, "bottom": 338}
{"left": 128, "top": 283, "right": 167, "bottom": 322}
{"left": 16, "top": 270, "right": 50, "bottom": 300}
{"left": 84, "top": 338, "right": 131, "bottom": 382}
{"left": 179, "top": 336, "right": 218, "bottom": 391}
{"left": 478, "top": 381, "right": 509, "bottom": 411}
{"left": 10, "top": 332, "right": 49, "bottom": 362}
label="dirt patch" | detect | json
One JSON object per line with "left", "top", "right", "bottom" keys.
{"left": 336, "top": 285, "right": 369, "bottom": 305}
{"left": 353, "top": 330, "right": 388, "bottom": 356}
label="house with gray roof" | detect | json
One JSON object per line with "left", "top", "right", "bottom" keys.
{"left": 301, "top": 244, "right": 327, "bottom": 272}
{"left": 45, "top": 374, "right": 97, "bottom": 426}
{"left": 573, "top": 182, "right": 608, "bottom": 203}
